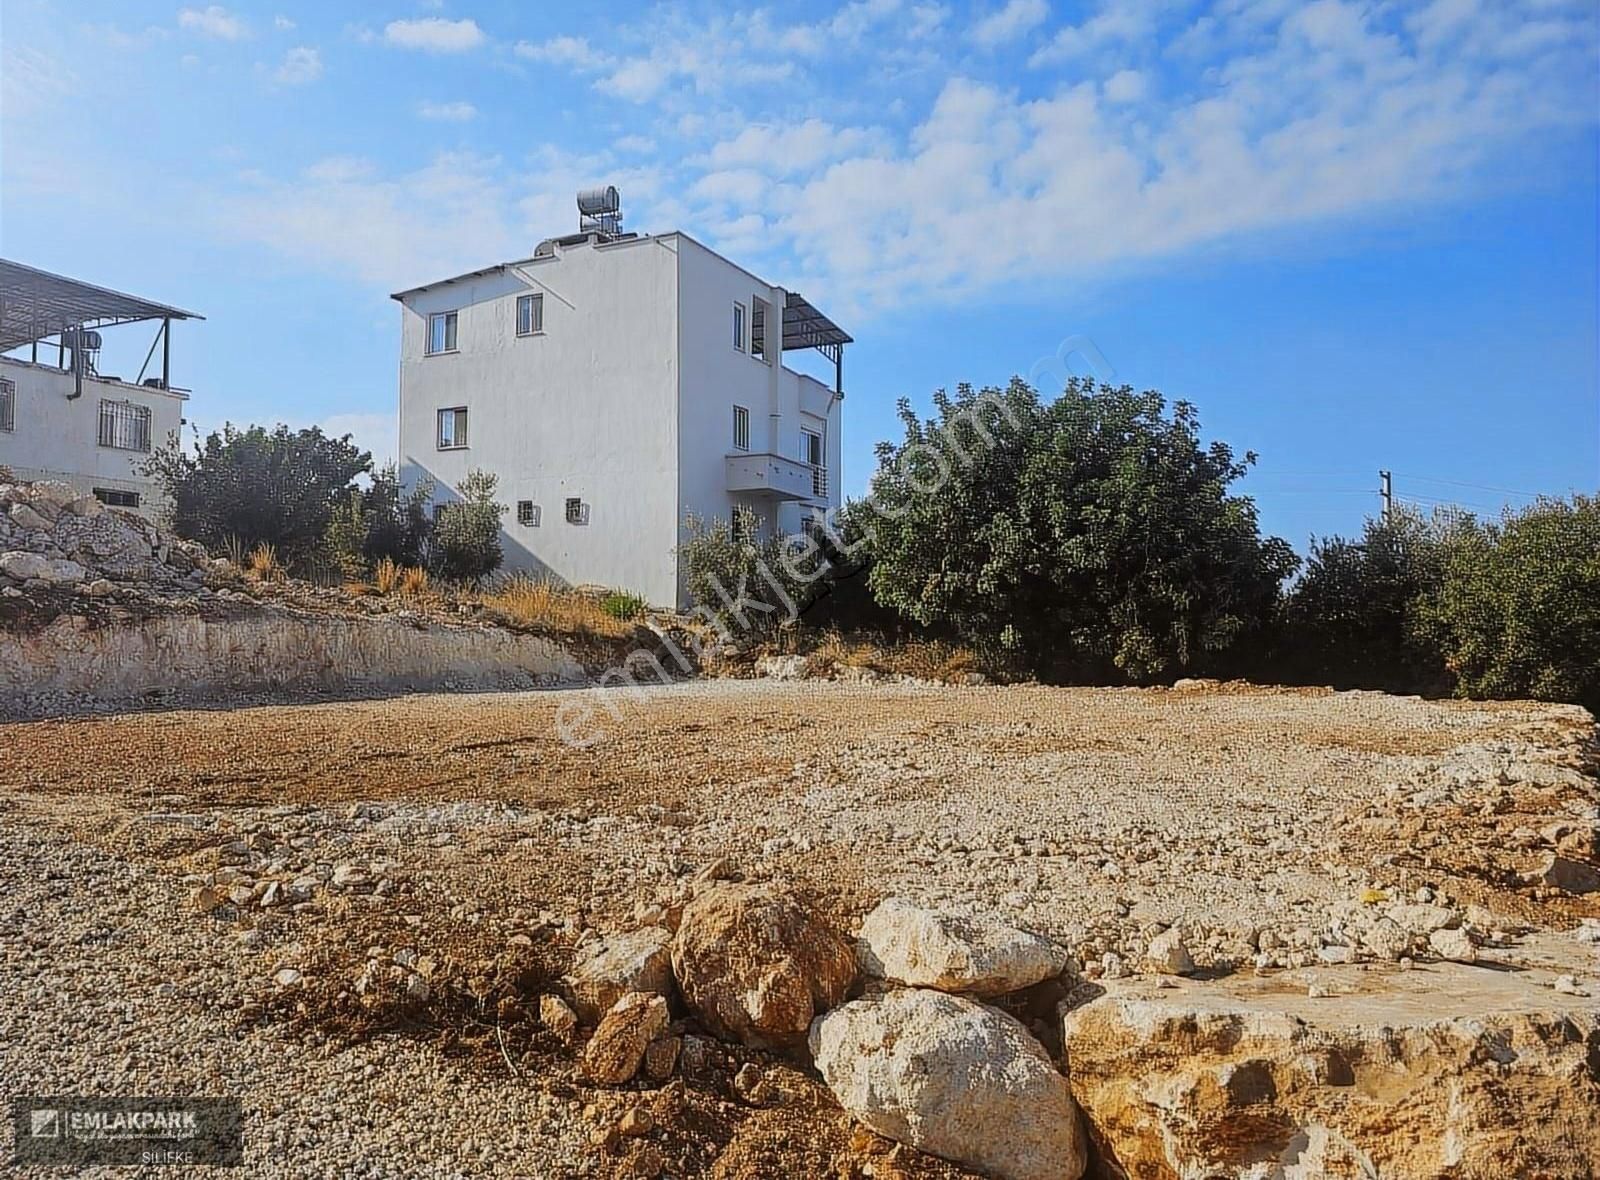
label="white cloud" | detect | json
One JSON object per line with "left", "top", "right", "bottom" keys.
{"left": 705, "top": 119, "right": 882, "bottom": 176}
{"left": 382, "top": 18, "right": 485, "bottom": 53}
{"left": 971, "top": 0, "right": 1049, "bottom": 47}
{"left": 1028, "top": 0, "right": 1160, "bottom": 65}
{"left": 274, "top": 15, "right": 295, "bottom": 31}
{"left": 1102, "top": 68, "right": 1145, "bottom": 103}
{"left": 417, "top": 100, "right": 477, "bottom": 121}
{"left": 614, "top": 134, "right": 656, "bottom": 154}
{"left": 514, "top": 35, "right": 610, "bottom": 71}
{"left": 178, "top": 6, "right": 248, "bottom": 40}
{"left": 273, "top": 46, "right": 322, "bottom": 85}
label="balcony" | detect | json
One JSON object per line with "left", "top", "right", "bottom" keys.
{"left": 726, "top": 451, "right": 825, "bottom": 502}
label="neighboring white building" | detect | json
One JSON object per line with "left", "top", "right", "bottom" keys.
{"left": 0, "top": 259, "right": 202, "bottom": 516}
{"left": 394, "top": 189, "right": 849, "bottom": 608}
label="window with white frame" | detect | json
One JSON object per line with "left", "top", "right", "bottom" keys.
{"left": 517, "top": 500, "right": 540, "bottom": 527}
{"left": 436, "top": 406, "right": 468, "bottom": 449}
{"left": 0, "top": 378, "right": 13, "bottom": 432}
{"left": 732, "top": 302, "right": 746, "bottom": 352}
{"left": 517, "top": 293, "right": 544, "bottom": 336}
{"left": 98, "top": 400, "right": 152, "bottom": 451}
{"left": 732, "top": 405, "right": 750, "bottom": 451}
{"left": 426, "top": 311, "right": 458, "bottom": 355}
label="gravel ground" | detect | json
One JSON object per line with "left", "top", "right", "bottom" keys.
{"left": 1, "top": 679, "right": 1596, "bottom": 1177}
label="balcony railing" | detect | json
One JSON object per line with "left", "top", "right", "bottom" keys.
{"left": 727, "top": 452, "right": 829, "bottom": 502}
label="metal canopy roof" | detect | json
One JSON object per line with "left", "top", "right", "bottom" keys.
{"left": 783, "top": 291, "right": 851, "bottom": 351}
{"left": 0, "top": 258, "right": 203, "bottom": 352}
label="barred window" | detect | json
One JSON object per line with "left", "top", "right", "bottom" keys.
{"left": 0, "top": 378, "right": 13, "bottom": 432}
{"left": 93, "top": 488, "right": 140, "bottom": 508}
{"left": 732, "top": 405, "right": 750, "bottom": 451}
{"left": 565, "top": 497, "right": 588, "bottom": 525}
{"left": 517, "top": 500, "right": 540, "bottom": 527}
{"left": 98, "top": 400, "right": 152, "bottom": 452}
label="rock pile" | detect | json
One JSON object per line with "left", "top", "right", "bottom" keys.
{"left": 0, "top": 479, "right": 209, "bottom": 596}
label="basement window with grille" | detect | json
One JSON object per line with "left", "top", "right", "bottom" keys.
{"left": 565, "top": 497, "right": 588, "bottom": 525}
{"left": 93, "top": 488, "right": 140, "bottom": 508}
{"left": 517, "top": 500, "right": 540, "bottom": 527}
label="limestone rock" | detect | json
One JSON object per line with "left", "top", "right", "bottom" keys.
{"left": 8, "top": 504, "right": 50, "bottom": 533}
{"left": 1145, "top": 927, "right": 1195, "bottom": 976}
{"left": 1061, "top": 965, "right": 1600, "bottom": 1180}
{"left": 564, "top": 926, "right": 674, "bottom": 1024}
{"left": 1428, "top": 926, "right": 1477, "bottom": 963}
{"left": 539, "top": 994, "right": 579, "bottom": 1043}
{"left": 1528, "top": 852, "right": 1600, "bottom": 895}
{"left": 671, "top": 882, "right": 856, "bottom": 1049}
{"left": 856, "top": 896, "right": 1069, "bottom": 997}
{"left": 810, "top": 988, "right": 1087, "bottom": 1180}
{"left": 583, "top": 991, "right": 669, "bottom": 1085}
{"left": 0, "top": 551, "right": 86, "bottom": 584}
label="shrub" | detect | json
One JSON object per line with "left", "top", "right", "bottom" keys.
{"left": 430, "top": 469, "right": 505, "bottom": 585}
{"left": 1276, "top": 509, "right": 1448, "bottom": 693}
{"left": 679, "top": 507, "right": 823, "bottom": 637}
{"left": 399, "top": 566, "right": 430, "bottom": 597}
{"left": 1414, "top": 496, "right": 1600, "bottom": 710}
{"left": 324, "top": 466, "right": 435, "bottom": 579}
{"left": 600, "top": 590, "right": 649, "bottom": 621}
{"left": 856, "top": 378, "right": 1298, "bottom": 682}
{"left": 144, "top": 424, "right": 369, "bottom": 570}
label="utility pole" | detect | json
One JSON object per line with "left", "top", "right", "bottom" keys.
{"left": 1379, "top": 470, "right": 1392, "bottom": 524}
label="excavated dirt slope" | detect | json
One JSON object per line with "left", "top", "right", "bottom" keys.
{"left": 1, "top": 680, "right": 1596, "bottom": 1176}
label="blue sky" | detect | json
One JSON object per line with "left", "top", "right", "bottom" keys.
{"left": 3, "top": 0, "right": 1596, "bottom": 550}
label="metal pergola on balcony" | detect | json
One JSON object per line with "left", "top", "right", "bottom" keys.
{"left": 783, "top": 290, "right": 851, "bottom": 395}
{"left": 0, "top": 258, "right": 203, "bottom": 399}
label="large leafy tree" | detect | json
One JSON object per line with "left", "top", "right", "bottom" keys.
{"left": 430, "top": 468, "right": 506, "bottom": 584}
{"left": 145, "top": 424, "right": 370, "bottom": 566}
{"left": 1413, "top": 496, "right": 1600, "bottom": 710}
{"left": 856, "top": 378, "right": 1298, "bottom": 682}
{"left": 1278, "top": 509, "right": 1449, "bottom": 693}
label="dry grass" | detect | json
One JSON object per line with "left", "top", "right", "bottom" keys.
{"left": 246, "top": 542, "right": 285, "bottom": 582}
{"left": 399, "top": 566, "right": 430, "bottom": 597}
{"left": 771, "top": 628, "right": 1008, "bottom": 684}
{"left": 479, "top": 574, "right": 638, "bottom": 639}
{"left": 374, "top": 557, "right": 402, "bottom": 595}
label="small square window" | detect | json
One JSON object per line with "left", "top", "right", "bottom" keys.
{"left": 437, "top": 406, "right": 468, "bottom": 449}
{"left": 732, "top": 405, "right": 750, "bottom": 451}
{"left": 565, "top": 497, "right": 588, "bottom": 525}
{"left": 732, "top": 302, "right": 746, "bottom": 352}
{"left": 517, "top": 500, "right": 540, "bottom": 527}
{"left": 426, "top": 311, "right": 458, "bottom": 355}
{"left": 517, "top": 293, "right": 544, "bottom": 336}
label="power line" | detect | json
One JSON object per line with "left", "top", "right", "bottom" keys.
{"left": 1389, "top": 472, "right": 1544, "bottom": 499}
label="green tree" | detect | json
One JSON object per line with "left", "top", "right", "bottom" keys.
{"left": 144, "top": 424, "right": 370, "bottom": 568}
{"left": 679, "top": 507, "right": 822, "bottom": 636}
{"left": 430, "top": 469, "right": 505, "bottom": 584}
{"left": 1414, "top": 496, "right": 1600, "bottom": 710}
{"left": 1278, "top": 508, "right": 1448, "bottom": 692}
{"left": 856, "top": 378, "right": 1298, "bottom": 682}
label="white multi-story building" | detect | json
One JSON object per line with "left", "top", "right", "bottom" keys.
{"left": 394, "top": 189, "right": 849, "bottom": 608}
{"left": 0, "top": 259, "right": 201, "bottom": 516}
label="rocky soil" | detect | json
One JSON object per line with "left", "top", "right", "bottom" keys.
{"left": 1, "top": 679, "right": 1597, "bottom": 1176}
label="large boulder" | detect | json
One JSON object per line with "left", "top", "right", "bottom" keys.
{"left": 0, "top": 552, "right": 87, "bottom": 585}
{"left": 810, "top": 988, "right": 1087, "bottom": 1180}
{"left": 564, "top": 927, "right": 674, "bottom": 1024}
{"left": 582, "top": 991, "right": 669, "bottom": 1085}
{"left": 671, "top": 882, "right": 856, "bottom": 1049}
{"left": 857, "top": 897, "right": 1069, "bottom": 996}
{"left": 1061, "top": 963, "right": 1600, "bottom": 1179}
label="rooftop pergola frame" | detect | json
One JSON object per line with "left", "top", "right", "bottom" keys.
{"left": 0, "top": 258, "right": 203, "bottom": 398}
{"left": 783, "top": 291, "right": 851, "bottom": 395}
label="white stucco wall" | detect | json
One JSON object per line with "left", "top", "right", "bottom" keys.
{"left": 395, "top": 230, "right": 843, "bottom": 610}
{"left": 397, "top": 236, "right": 682, "bottom": 606}
{"left": 0, "top": 357, "right": 184, "bottom": 516}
